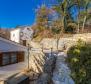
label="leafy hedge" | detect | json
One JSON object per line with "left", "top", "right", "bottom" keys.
{"left": 67, "top": 39, "right": 91, "bottom": 84}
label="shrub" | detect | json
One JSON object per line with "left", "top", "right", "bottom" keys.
{"left": 67, "top": 40, "right": 91, "bottom": 84}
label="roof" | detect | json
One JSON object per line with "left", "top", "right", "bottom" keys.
{"left": 0, "top": 37, "right": 27, "bottom": 52}
{"left": 10, "top": 26, "right": 31, "bottom": 31}
{"left": 10, "top": 28, "right": 21, "bottom": 31}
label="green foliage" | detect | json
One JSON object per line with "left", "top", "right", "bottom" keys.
{"left": 36, "top": 5, "right": 51, "bottom": 32}
{"left": 53, "top": 0, "right": 78, "bottom": 33}
{"left": 66, "top": 23, "right": 77, "bottom": 33}
{"left": 76, "top": 39, "right": 86, "bottom": 48}
{"left": 67, "top": 40, "right": 91, "bottom": 84}
{"left": 33, "top": 0, "right": 91, "bottom": 38}
{"left": 33, "top": 5, "right": 53, "bottom": 38}
{"left": 52, "top": 28, "right": 61, "bottom": 34}
{"left": 51, "top": 20, "right": 63, "bottom": 35}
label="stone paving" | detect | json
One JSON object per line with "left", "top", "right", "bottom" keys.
{"left": 52, "top": 52, "right": 75, "bottom": 84}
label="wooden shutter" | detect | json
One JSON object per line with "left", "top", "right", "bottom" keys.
{"left": 17, "top": 52, "right": 24, "bottom": 62}
{"left": 0, "top": 53, "right": 2, "bottom": 66}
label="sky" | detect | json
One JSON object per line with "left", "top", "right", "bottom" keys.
{"left": 0, "top": 0, "right": 56, "bottom": 28}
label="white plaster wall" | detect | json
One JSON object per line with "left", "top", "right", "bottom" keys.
{"left": 10, "top": 29, "right": 20, "bottom": 43}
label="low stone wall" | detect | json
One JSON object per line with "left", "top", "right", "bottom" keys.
{"left": 0, "top": 73, "right": 29, "bottom": 84}
{"left": 6, "top": 73, "right": 29, "bottom": 84}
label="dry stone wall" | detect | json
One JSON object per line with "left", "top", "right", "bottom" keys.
{"left": 40, "top": 33, "right": 91, "bottom": 51}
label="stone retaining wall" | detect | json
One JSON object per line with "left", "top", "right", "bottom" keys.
{"left": 40, "top": 33, "right": 91, "bottom": 51}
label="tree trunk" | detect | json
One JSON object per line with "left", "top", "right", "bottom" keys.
{"left": 77, "top": 15, "right": 80, "bottom": 33}
{"left": 77, "top": 0, "right": 80, "bottom": 34}
{"left": 56, "top": 34, "right": 59, "bottom": 51}
{"left": 82, "top": 16, "right": 87, "bottom": 33}
{"left": 61, "top": 16, "right": 65, "bottom": 33}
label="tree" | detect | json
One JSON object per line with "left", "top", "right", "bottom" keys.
{"left": 34, "top": 5, "right": 53, "bottom": 38}
{"left": 53, "top": 0, "right": 76, "bottom": 33}
{"left": 76, "top": 0, "right": 81, "bottom": 33}
{"left": 81, "top": 0, "right": 91, "bottom": 32}
{"left": 71, "top": 0, "right": 91, "bottom": 33}
{"left": 36, "top": 6, "right": 47, "bottom": 31}
{"left": 51, "top": 19, "right": 63, "bottom": 50}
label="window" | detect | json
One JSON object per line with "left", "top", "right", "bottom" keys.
{"left": 11, "top": 53, "right": 17, "bottom": 63}
{"left": 2, "top": 54, "right": 10, "bottom": 65}
{"left": 1, "top": 52, "right": 24, "bottom": 66}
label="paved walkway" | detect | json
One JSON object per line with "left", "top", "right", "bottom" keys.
{"left": 52, "top": 52, "right": 74, "bottom": 84}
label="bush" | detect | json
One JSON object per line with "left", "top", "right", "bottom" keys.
{"left": 65, "top": 23, "right": 77, "bottom": 34}
{"left": 67, "top": 40, "right": 91, "bottom": 84}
